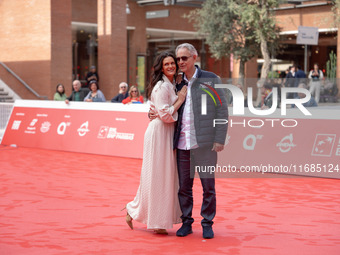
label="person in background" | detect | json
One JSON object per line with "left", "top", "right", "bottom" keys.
{"left": 85, "top": 65, "right": 99, "bottom": 88}
{"left": 65, "top": 80, "right": 90, "bottom": 104}
{"left": 294, "top": 65, "right": 307, "bottom": 87}
{"left": 84, "top": 80, "right": 106, "bottom": 102}
{"left": 259, "top": 83, "right": 272, "bottom": 108}
{"left": 228, "top": 84, "right": 248, "bottom": 107}
{"left": 308, "top": 63, "right": 324, "bottom": 103}
{"left": 54, "top": 84, "right": 67, "bottom": 101}
{"left": 111, "top": 82, "right": 129, "bottom": 103}
{"left": 122, "top": 85, "right": 144, "bottom": 104}
{"left": 262, "top": 83, "right": 282, "bottom": 109}
{"left": 284, "top": 65, "right": 296, "bottom": 99}
{"left": 295, "top": 83, "right": 318, "bottom": 107}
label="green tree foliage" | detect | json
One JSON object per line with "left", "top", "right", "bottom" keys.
{"left": 187, "top": 0, "right": 281, "bottom": 81}
{"left": 331, "top": 0, "right": 340, "bottom": 26}
{"left": 326, "top": 51, "right": 337, "bottom": 82}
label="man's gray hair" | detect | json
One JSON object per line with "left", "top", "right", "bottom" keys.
{"left": 119, "top": 82, "right": 128, "bottom": 88}
{"left": 176, "top": 43, "right": 198, "bottom": 57}
{"left": 73, "top": 79, "right": 81, "bottom": 86}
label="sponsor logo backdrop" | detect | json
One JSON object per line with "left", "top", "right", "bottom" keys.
{"left": 2, "top": 101, "right": 149, "bottom": 159}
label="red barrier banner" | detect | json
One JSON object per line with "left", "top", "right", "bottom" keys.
{"left": 1, "top": 100, "right": 150, "bottom": 159}
{"left": 217, "top": 108, "right": 340, "bottom": 179}
{"left": 2, "top": 100, "right": 340, "bottom": 178}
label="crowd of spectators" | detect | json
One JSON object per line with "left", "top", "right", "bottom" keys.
{"left": 258, "top": 64, "right": 322, "bottom": 109}
{"left": 54, "top": 69, "right": 145, "bottom": 104}
{"left": 54, "top": 63, "right": 331, "bottom": 107}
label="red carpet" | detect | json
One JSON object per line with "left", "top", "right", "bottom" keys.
{"left": 0, "top": 145, "right": 339, "bottom": 255}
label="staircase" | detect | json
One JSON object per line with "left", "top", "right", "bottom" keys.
{"left": 0, "top": 62, "right": 47, "bottom": 100}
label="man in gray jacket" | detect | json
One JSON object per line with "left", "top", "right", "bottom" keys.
{"left": 174, "top": 43, "right": 228, "bottom": 239}
{"left": 65, "top": 80, "right": 90, "bottom": 104}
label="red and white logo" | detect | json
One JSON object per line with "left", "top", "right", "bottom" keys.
{"left": 225, "top": 135, "right": 231, "bottom": 146}
{"left": 40, "top": 121, "right": 51, "bottom": 133}
{"left": 105, "top": 127, "right": 134, "bottom": 140}
{"left": 276, "top": 134, "right": 296, "bottom": 153}
{"left": 11, "top": 120, "right": 21, "bottom": 130}
{"left": 311, "top": 134, "right": 336, "bottom": 157}
{"left": 57, "top": 122, "right": 70, "bottom": 135}
{"left": 77, "top": 121, "right": 90, "bottom": 137}
{"left": 25, "top": 118, "right": 38, "bottom": 134}
{"left": 29, "top": 119, "right": 38, "bottom": 127}
{"left": 97, "top": 126, "right": 109, "bottom": 139}
{"left": 107, "top": 128, "right": 117, "bottom": 139}
{"left": 243, "top": 134, "right": 263, "bottom": 151}
{"left": 336, "top": 138, "right": 340, "bottom": 156}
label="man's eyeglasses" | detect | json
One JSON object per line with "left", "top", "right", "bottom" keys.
{"left": 176, "top": 56, "right": 192, "bottom": 62}
{"left": 120, "top": 86, "right": 127, "bottom": 89}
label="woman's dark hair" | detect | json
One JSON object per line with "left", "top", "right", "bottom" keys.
{"left": 146, "top": 51, "right": 178, "bottom": 99}
{"left": 56, "top": 84, "right": 65, "bottom": 95}
{"left": 89, "top": 80, "right": 99, "bottom": 91}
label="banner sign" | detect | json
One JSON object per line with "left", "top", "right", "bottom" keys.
{"left": 218, "top": 114, "right": 340, "bottom": 179}
{"left": 1, "top": 100, "right": 150, "bottom": 159}
{"left": 2, "top": 100, "right": 340, "bottom": 178}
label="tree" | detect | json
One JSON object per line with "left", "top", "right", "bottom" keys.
{"left": 331, "top": 0, "right": 340, "bottom": 96}
{"left": 187, "top": 0, "right": 280, "bottom": 82}
{"left": 240, "top": 0, "right": 281, "bottom": 80}
{"left": 332, "top": 0, "right": 340, "bottom": 25}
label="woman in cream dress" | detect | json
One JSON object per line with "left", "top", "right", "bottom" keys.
{"left": 125, "top": 51, "right": 187, "bottom": 234}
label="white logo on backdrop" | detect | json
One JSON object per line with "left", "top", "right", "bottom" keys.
{"left": 40, "top": 121, "right": 51, "bottom": 133}
{"left": 243, "top": 134, "right": 263, "bottom": 151}
{"left": 106, "top": 127, "right": 134, "bottom": 140}
{"left": 336, "top": 138, "right": 340, "bottom": 156}
{"left": 107, "top": 128, "right": 117, "bottom": 139}
{"left": 57, "top": 122, "right": 70, "bottom": 135}
{"left": 97, "top": 126, "right": 109, "bottom": 139}
{"left": 311, "top": 134, "right": 336, "bottom": 157}
{"left": 276, "top": 134, "right": 296, "bottom": 153}
{"left": 225, "top": 135, "right": 231, "bottom": 145}
{"left": 96, "top": 126, "right": 134, "bottom": 140}
{"left": 77, "top": 121, "right": 90, "bottom": 137}
{"left": 29, "top": 119, "right": 38, "bottom": 127}
{"left": 11, "top": 120, "right": 21, "bottom": 130}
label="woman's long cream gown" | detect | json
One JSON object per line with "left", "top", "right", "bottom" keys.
{"left": 126, "top": 75, "right": 182, "bottom": 229}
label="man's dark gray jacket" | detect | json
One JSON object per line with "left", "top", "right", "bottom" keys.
{"left": 174, "top": 66, "right": 229, "bottom": 149}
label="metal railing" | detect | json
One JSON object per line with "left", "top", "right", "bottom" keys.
{"left": 0, "top": 102, "right": 14, "bottom": 141}
{"left": 0, "top": 62, "right": 48, "bottom": 100}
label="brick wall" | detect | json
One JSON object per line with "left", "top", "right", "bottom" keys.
{"left": 51, "top": 0, "right": 72, "bottom": 99}
{"left": 97, "top": 0, "right": 127, "bottom": 100}
{"left": 0, "top": 0, "right": 52, "bottom": 99}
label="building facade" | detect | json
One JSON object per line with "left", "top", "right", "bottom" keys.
{"left": 0, "top": 0, "right": 339, "bottom": 100}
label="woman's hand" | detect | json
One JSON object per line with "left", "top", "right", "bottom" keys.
{"left": 171, "top": 86, "right": 188, "bottom": 115}
{"left": 177, "top": 86, "right": 187, "bottom": 103}
{"left": 176, "top": 73, "right": 183, "bottom": 84}
{"left": 148, "top": 104, "right": 158, "bottom": 121}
